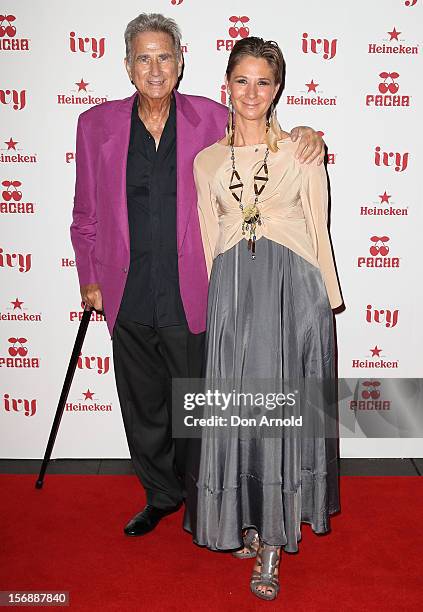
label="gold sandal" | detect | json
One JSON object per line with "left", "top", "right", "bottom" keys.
{"left": 250, "top": 543, "right": 281, "bottom": 601}
{"left": 231, "top": 528, "right": 260, "bottom": 559}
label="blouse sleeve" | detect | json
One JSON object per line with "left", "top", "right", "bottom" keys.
{"left": 193, "top": 155, "right": 219, "bottom": 279}
{"left": 300, "top": 161, "right": 343, "bottom": 309}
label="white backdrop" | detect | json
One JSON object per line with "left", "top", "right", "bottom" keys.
{"left": 0, "top": 0, "right": 422, "bottom": 459}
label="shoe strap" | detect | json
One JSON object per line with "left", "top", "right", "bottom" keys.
{"left": 257, "top": 546, "right": 280, "bottom": 582}
{"left": 243, "top": 529, "right": 259, "bottom": 548}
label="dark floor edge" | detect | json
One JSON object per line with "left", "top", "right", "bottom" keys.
{"left": 0, "top": 458, "right": 422, "bottom": 476}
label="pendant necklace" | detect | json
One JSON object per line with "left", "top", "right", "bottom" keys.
{"left": 229, "top": 143, "right": 269, "bottom": 259}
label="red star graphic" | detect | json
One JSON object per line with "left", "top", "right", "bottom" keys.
{"left": 370, "top": 345, "right": 382, "bottom": 357}
{"left": 83, "top": 389, "right": 94, "bottom": 400}
{"left": 388, "top": 27, "right": 401, "bottom": 41}
{"left": 4, "top": 137, "right": 18, "bottom": 150}
{"left": 305, "top": 79, "right": 319, "bottom": 93}
{"left": 11, "top": 298, "right": 24, "bottom": 310}
{"left": 75, "top": 78, "right": 89, "bottom": 92}
{"left": 379, "top": 191, "right": 391, "bottom": 204}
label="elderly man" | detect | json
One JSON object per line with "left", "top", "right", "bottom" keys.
{"left": 71, "top": 13, "right": 324, "bottom": 537}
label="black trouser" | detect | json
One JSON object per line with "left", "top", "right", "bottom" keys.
{"left": 112, "top": 318, "right": 205, "bottom": 509}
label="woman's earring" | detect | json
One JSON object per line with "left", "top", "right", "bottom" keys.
{"left": 266, "top": 102, "right": 274, "bottom": 133}
{"left": 228, "top": 94, "right": 235, "bottom": 145}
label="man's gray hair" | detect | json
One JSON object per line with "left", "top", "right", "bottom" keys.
{"left": 124, "top": 13, "right": 182, "bottom": 62}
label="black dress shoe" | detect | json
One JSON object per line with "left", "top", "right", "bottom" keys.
{"left": 124, "top": 503, "right": 182, "bottom": 536}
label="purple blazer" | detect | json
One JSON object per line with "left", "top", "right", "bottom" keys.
{"left": 71, "top": 90, "right": 228, "bottom": 337}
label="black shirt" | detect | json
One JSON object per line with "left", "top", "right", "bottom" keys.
{"left": 118, "top": 95, "right": 186, "bottom": 327}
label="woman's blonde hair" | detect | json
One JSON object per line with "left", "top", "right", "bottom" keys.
{"left": 225, "top": 37, "right": 285, "bottom": 152}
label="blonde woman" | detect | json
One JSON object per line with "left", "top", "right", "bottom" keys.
{"left": 184, "top": 37, "right": 343, "bottom": 601}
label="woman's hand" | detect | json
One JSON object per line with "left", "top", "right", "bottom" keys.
{"left": 290, "top": 126, "right": 325, "bottom": 165}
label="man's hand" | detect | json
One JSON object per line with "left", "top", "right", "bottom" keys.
{"left": 81, "top": 283, "right": 103, "bottom": 311}
{"left": 290, "top": 126, "right": 325, "bottom": 165}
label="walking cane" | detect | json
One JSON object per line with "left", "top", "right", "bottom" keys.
{"left": 35, "top": 306, "right": 92, "bottom": 489}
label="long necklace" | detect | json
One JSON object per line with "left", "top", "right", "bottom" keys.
{"left": 229, "top": 143, "right": 269, "bottom": 259}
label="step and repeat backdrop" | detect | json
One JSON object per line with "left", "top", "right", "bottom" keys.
{"left": 0, "top": 0, "right": 422, "bottom": 458}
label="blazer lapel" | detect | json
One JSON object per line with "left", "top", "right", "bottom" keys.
{"left": 175, "top": 90, "right": 201, "bottom": 252}
{"left": 100, "top": 92, "right": 136, "bottom": 253}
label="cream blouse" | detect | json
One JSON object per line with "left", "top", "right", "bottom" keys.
{"left": 193, "top": 138, "right": 343, "bottom": 309}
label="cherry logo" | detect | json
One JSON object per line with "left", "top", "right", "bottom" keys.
{"left": 378, "top": 72, "right": 399, "bottom": 94}
{"left": 361, "top": 380, "right": 381, "bottom": 399}
{"left": 8, "top": 337, "right": 28, "bottom": 357}
{"left": 405, "top": 0, "right": 417, "bottom": 6}
{"left": 0, "top": 15, "right": 16, "bottom": 38}
{"left": 171, "top": 0, "right": 184, "bottom": 4}
{"left": 369, "top": 235, "right": 390, "bottom": 256}
{"left": 2, "top": 180, "right": 22, "bottom": 201}
{"left": 228, "top": 16, "right": 250, "bottom": 39}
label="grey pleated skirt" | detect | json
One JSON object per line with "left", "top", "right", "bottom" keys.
{"left": 183, "top": 237, "right": 340, "bottom": 553}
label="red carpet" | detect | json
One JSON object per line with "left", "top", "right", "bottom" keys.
{"left": 1, "top": 475, "right": 422, "bottom": 611}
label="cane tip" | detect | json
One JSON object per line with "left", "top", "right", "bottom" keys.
{"left": 35, "top": 479, "right": 43, "bottom": 489}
